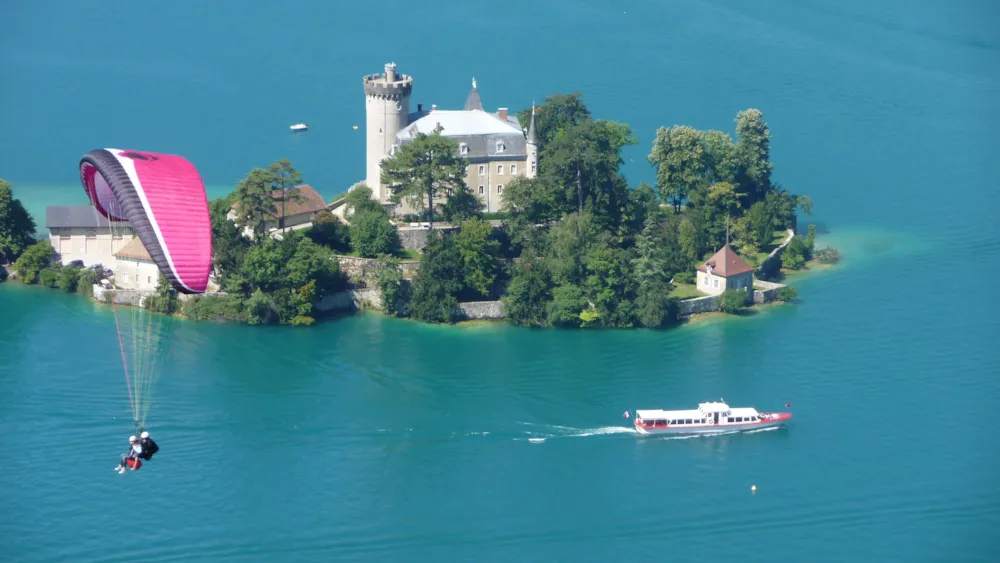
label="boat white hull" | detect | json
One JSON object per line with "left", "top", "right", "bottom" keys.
{"left": 634, "top": 413, "right": 791, "bottom": 436}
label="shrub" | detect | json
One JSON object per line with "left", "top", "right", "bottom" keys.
{"left": 39, "top": 268, "right": 58, "bottom": 288}
{"left": 374, "top": 254, "right": 404, "bottom": 316}
{"left": 13, "top": 241, "right": 54, "bottom": 284}
{"left": 673, "top": 270, "right": 696, "bottom": 285}
{"left": 776, "top": 286, "right": 798, "bottom": 301}
{"left": 781, "top": 236, "right": 807, "bottom": 270}
{"left": 57, "top": 265, "right": 82, "bottom": 293}
{"left": 349, "top": 211, "right": 400, "bottom": 258}
{"left": 0, "top": 266, "right": 7, "bottom": 282}
{"left": 815, "top": 246, "right": 840, "bottom": 264}
{"left": 76, "top": 268, "right": 97, "bottom": 293}
{"left": 719, "top": 289, "right": 749, "bottom": 314}
{"left": 182, "top": 295, "right": 247, "bottom": 322}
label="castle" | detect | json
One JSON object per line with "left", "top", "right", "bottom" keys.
{"left": 362, "top": 62, "right": 538, "bottom": 216}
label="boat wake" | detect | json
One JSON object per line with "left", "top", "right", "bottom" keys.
{"left": 511, "top": 422, "right": 638, "bottom": 443}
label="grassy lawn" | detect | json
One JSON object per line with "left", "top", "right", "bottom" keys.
{"left": 669, "top": 283, "right": 707, "bottom": 300}
{"left": 754, "top": 230, "right": 792, "bottom": 263}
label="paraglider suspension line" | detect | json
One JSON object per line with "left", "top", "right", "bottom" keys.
{"left": 111, "top": 301, "right": 138, "bottom": 425}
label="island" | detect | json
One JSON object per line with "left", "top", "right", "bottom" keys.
{"left": 2, "top": 62, "right": 840, "bottom": 329}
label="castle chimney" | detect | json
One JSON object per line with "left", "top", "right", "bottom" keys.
{"left": 418, "top": 103, "right": 423, "bottom": 112}
{"left": 498, "top": 108, "right": 508, "bottom": 121}
{"left": 384, "top": 62, "right": 397, "bottom": 82}
{"left": 431, "top": 104, "right": 437, "bottom": 112}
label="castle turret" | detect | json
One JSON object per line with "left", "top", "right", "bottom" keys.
{"left": 364, "top": 62, "right": 413, "bottom": 202}
{"left": 526, "top": 103, "right": 539, "bottom": 179}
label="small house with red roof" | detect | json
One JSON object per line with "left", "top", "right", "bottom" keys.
{"left": 696, "top": 244, "right": 754, "bottom": 296}
{"left": 227, "top": 184, "right": 328, "bottom": 239}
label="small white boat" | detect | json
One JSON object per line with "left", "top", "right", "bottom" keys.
{"left": 630, "top": 400, "right": 791, "bottom": 436}
{"left": 290, "top": 123, "right": 308, "bottom": 132}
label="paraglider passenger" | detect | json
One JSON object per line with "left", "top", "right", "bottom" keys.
{"left": 138, "top": 431, "right": 159, "bottom": 461}
{"left": 115, "top": 435, "right": 142, "bottom": 473}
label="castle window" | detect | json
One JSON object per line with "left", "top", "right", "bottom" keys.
{"left": 497, "top": 184, "right": 504, "bottom": 195}
{"left": 531, "top": 162, "right": 536, "bottom": 174}
{"left": 511, "top": 163, "right": 517, "bottom": 175}
{"left": 479, "top": 185, "right": 485, "bottom": 195}
{"left": 478, "top": 165, "right": 485, "bottom": 175}
{"left": 497, "top": 164, "right": 503, "bottom": 175}
{"left": 459, "top": 142, "right": 468, "bottom": 156}
{"left": 495, "top": 140, "right": 505, "bottom": 153}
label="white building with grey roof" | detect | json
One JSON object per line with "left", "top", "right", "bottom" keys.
{"left": 45, "top": 205, "right": 132, "bottom": 268}
{"left": 363, "top": 63, "right": 538, "bottom": 215}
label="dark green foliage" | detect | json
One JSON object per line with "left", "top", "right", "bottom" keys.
{"left": 76, "top": 268, "right": 97, "bottom": 293}
{"left": 57, "top": 264, "right": 82, "bottom": 293}
{"left": 407, "top": 232, "right": 464, "bottom": 323}
{"left": 781, "top": 236, "right": 808, "bottom": 270}
{"left": 500, "top": 254, "right": 551, "bottom": 327}
{"left": 374, "top": 254, "right": 405, "bottom": 316}
{"left": 804, "top": 224, "right": 816, "bottom": 258}
{"left": 547, "top": 284, "right": 587, "bottom": 327}
{"left": 349, "top": 211, "right": 400, "bottom": 258}
{"left": 454, "top": 218, "right": 500, "bottom": 299}
{"left": 0, "top": 266, "right": 7, "bottom": 282}
{"left": 0, "top": 179, "right": 37, "bottom": 264}
{"left": 145, "top": 274, "right": 179, "bottom": 314}
{"left": 307, "top": 210, "right": 351, "bottom": 252}
{"left": 440, "top": 184, "right": 483, "bottom": 224}
{"left": 182, "top": 295, "right": 247, "bottom": 322}
{"left": 39, "top": 268, "right": 58, "bottom": 288}
{"left": 13, "top": 241, "right": 54, "bottom": 284}
{"left": 776, "top": 286, "right": 798, "bottom": 301}
{"left": 719, "top": 289, "right": 749, "bottom": 314}
{"left": 381, "top": 132, "right": 468, "bottom": 228}
{"left": 344, "top": 185, "right": 386, "bottom": 217}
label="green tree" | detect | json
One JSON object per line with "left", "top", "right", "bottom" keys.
{"left": 57, "top": 264, "right": 81, "bottom": 293}
{"left": 454, "top": 218, "right": 500, "bottom": 299}
{"left": 307, "top": 210, "right": 351, "bottom": 253}
{"left": 234, "top": 168, "right": 277, "bottom": 240}
{"left": 266, "top": 159, "right": 305, "bottom": 231}
{"left": 547, "top": 284, "right": 587, "bottom": 327}
{"left": 781, "top": 236, "right": 808, "bottom": 270}
{"left": 516, "top": 93, "right": 592, "bottom": 154}
{"left": 719, "top": 289, "right": 749, "bottom": 314}
{"left": 547, "top": 212, "right": 599, "bottom": 286}
{"left": 0, "top": 179, "right": 37, "bottom": 263}
{"left": 584, "top": 241, "right": 636, "bottom": 327}
{"left": 374, "top": 254, "right": 405, "bottom": 316}
{"left": 344, "top": 185, "right": 386, "bottom": 218}
{"left": 349, "top": 211, "right": 399, "bottom": 258}
{"left": 440, "top": 184, "right": 483, "bottom": 224}
{"left": 13, "top": 240, "right": 54, "bottom": 284}
{"left": 734, "top": 108, "right": 773, "bottom": 204}
{"left": 648, "top": 125, "right": 706, "bottom": 211}
{"left": 804, "top": 224, "right": 816, "bottom": 258}
{"left": 407, "top": 231, "right": 463, "bottom": 323}
{"left": 381, "top": 131, "right": 468, "bottom": 228}
{"left": 501, "top": 252, "right": 552, "bottom": 327}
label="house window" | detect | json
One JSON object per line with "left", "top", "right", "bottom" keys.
{"left": 497, "top": 164, "right": 503, "bottom": 174}
{"left": 531, "top": 162, "right": 536, "bottom": 174}
{"left": 479, "top": 185, "right": 485, "bottom": 195}
{"left": 703, "top": 275, "right": 709, "bottom": 286}
{"left": 497, "top": 184, "right": 504, "bottom": 195}
{"left": 495, "top": 140, "right": 505, "bottom": 153}
{"left": 478, "top": 165, "right": 485, "bottom": 175}
{"left": 459, "top": 142, "right": 468, "bottom": 156}
{"left": 147, "top": 276, "right": 151, "bottom": 284}
{"left": 511, "top": 163, "right": 517, "bottom": 175}
{"left": 135, "top": 272, "right": 139, "bottom": 282}
{"left": 713, "top": 279, "right": 719, "bottom": 288}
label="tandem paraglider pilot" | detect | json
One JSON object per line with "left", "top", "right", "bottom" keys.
{"left": 138, "top": 431, "right": 159, "bottom": 461}
{"left": 115, "top": 436, "right": 143, "bottom": 474}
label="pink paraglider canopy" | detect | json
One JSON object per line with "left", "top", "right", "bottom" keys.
{"left": 79, "top": 148, "right": 212, "bottom": 293}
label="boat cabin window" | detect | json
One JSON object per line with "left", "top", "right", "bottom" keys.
{"left": 727, "top": 417, "right": 734, "bottom": 423}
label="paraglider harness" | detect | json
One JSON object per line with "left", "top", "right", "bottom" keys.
{"left": 137, "top": 427, "right": 160, "bottom": 461}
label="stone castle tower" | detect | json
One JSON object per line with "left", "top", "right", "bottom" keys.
{"left": 526, "top": 104, "right": 539, "bottom": 179}
{"left": 363, "top": 62, "right": 412, "bottom": 202}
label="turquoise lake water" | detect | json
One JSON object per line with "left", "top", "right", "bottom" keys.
{"left": 2, "top": 0, "right": 999, "bottom": 561}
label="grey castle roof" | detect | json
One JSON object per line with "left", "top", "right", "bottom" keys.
{"left": 396, "top": 109, "right": 527, "bottom": 161}
{"left": 464, "top": 78, "right": 483, "bottom": 111}
{"left": 46, "top": 206, "right": 122, "bottom": 229}
{"left": 526, "top": 106, "right": 538, "bottom": 144}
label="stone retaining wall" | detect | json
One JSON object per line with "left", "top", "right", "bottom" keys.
{"left": 752, "top": 280, "right": 784, "bottom": 304}
{"left": 396, "top": 226, "right": 457, "bottom": 251}
{"left": 315, "top": 288, "right": 382, "bottom": 313}
{"left": 91, "top": 285, "right": 154, "bottom": 306}
{"left": 678, "top": 295, "right": 721, "bottom": 316}
{"left": 457, "top": 300, "right": 505, "bottom": 320}
{"left": 336, "top": 256, "right": 420, "bottom": 286}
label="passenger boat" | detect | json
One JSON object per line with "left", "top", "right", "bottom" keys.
{"left": 630, "top": 400, "right": 791, "bottom": 435}
{"left": 290, "top": 123, "right": 308, "bottom": 132}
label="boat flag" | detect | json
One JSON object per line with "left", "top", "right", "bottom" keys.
{"left": 785, "top": 403, "right": 791, "bottom": 408}
{"left": 623, "top": 410, "right": 630, "bottom": 419}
